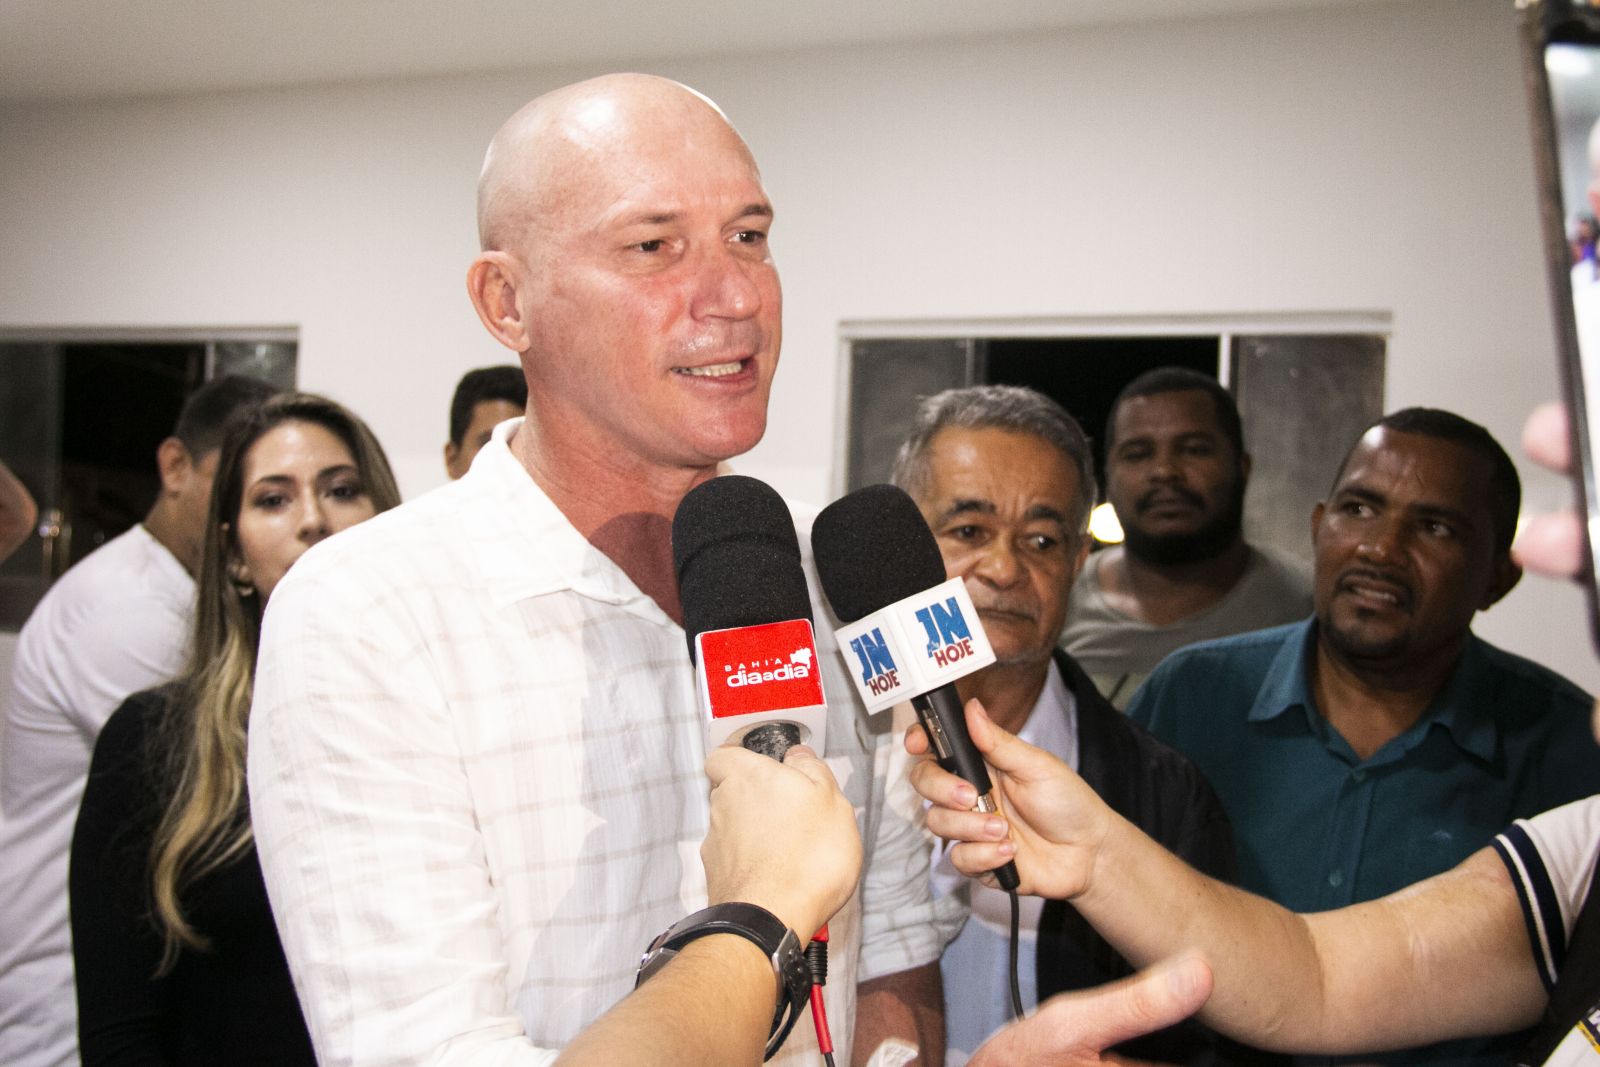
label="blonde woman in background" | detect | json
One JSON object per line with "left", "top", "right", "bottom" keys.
{"left": 69, "top": 393, "right": 400, "bottom": 1065}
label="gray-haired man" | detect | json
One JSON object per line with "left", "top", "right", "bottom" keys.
{"left": 891, "top": 385, "right": 1248, "bottom": 1065}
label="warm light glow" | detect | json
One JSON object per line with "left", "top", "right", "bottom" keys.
{"left": 1089, "top": 502, "right": 1124, "bottom": 544}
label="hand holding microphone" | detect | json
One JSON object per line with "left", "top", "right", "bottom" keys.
{"left": 703, "top": 744, "right": 862, "bottom": 946}
{"left": 906, "top": 694, "right": 1116, "bottom": 901}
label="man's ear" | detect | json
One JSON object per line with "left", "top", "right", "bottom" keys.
{"left": 466, "top": 252, "right": 532, "bottom": 354}
{"left": 155, "top": 437, "right": 192, "bottom": 496}
{"left": 1481, "top": 553, "right": 1523, "bottom": 610}
{"left": 1239, "top": 450, "right": 1253, "bottom": 483}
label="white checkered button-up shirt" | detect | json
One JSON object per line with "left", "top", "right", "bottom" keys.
{"left": 248, "top": 421, "right": 947, "bottom": 1067}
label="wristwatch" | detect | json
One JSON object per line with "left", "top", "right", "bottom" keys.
{"left": 636, "top": 902, "right": 812, "bottom": 1060}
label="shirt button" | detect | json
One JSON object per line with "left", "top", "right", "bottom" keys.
{"left": 1328, "top": 870, "right": 1344, "bottom": 888}
{"left": 1351, "top": 770, "right": 1367, "bottom": 784}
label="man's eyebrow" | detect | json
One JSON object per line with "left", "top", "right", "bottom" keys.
{"left": 1340, "top": 482, "right": 1478, "bottom": 531}
{"left": 610, "top": 203, "right": 772, "bottom": 229}
{"left": 939, "top": 498, "right": 995, "bottom": 521}
{"left": 1025, "top": 504, "right": 1070, "bottom": 525}
{"left": 614, "top": 211, "right": 680, "bottom": 228}
{"left": 1335, "top": 485, "right": 1387, "bottom": 506}
{"left": 1410, "top": 501, "right": 1476, "bottom": 530}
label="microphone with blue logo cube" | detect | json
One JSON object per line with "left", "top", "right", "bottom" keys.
{"left": 812, "top": 483, "right": 1021, "bottom": 894}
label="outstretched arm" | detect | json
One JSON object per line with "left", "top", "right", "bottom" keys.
{"left": 555, "top": 936, "right": 784, "bottom": 1067}
{"left": 556, "top": 744, "right": 862, "bottom": 1067}
{"left": 909, "top": 701, "right": 1545, "bottom": 1055}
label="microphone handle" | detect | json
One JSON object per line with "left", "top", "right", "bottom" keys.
{"left": 910, "top": 685, "right": 1021, "bottom": 892}
{"left": 742, "top": 721, "right": 803, "bottom": 761}
{"left": 739, "top": 721, "right": 833, "bottom": 943}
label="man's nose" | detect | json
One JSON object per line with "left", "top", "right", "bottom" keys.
{"left": 1356, "top": 514, "right": 1405, "bottom": 564}
{"left": 1149, "top": 447, "right": 1181, "bottom": 482}
{"left": 693, "top": 245, "right": 764, "bottom": 321}
{"left": 971, "top": 540, "right": 1022, "bottom": 588}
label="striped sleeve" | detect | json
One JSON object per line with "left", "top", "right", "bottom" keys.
{"left": 1493, "top": 795, "right": 1600, "bottom": 992}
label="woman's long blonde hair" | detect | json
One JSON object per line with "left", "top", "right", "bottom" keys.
{"left": 148, "top": 392, "right": 401, "bottom": 971}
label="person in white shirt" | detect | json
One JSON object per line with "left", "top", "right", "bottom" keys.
{"left": 444, "top": 364, "right": 526, "bottom": 480}
{"left": 0, "top": 373, "right": 275, "bottom": 1067}
{"left": 248, "top": 73, "right": 946, "bottom": 1067}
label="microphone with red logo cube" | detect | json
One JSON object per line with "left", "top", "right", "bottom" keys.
{"left": 812, "top": 483, "right": 1020, "bottom": 893}
{"left": 672, "top": 474, "right": 838, "bottom": 1062}
{"left": 673, "top": 474, "right": 827, "bottom": 759}
{"left": 695, "top": 619, "right": 826, "bottom": 756}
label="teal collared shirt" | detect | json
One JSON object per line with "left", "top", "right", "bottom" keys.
{"left": 1130, "top": 619, "right": 1600, "bottom": 916}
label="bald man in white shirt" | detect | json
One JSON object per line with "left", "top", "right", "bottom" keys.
{"left": 249, "top": 74, "right": 946, "bottom": 1067}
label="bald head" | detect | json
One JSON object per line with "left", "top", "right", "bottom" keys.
{"left": 476, "top": 74, "right": 756, "bottom": 254}
{"left": 463, "top": 72, "right": 781, "bottom": 474}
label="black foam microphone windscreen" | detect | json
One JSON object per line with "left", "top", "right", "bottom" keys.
{"left": 810, "top": 483, "right": 946, "bottom": 623}
{"left": 672, "top": 475, "right": 812, "bottom": 663}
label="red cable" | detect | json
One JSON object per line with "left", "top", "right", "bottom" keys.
{"left": 809, "top": 984, "right": 834, "bottom": 1057}
{"left": 808, "top": 925, "right": 834, "bottom": 1059}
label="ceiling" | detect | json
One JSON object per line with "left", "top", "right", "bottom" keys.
{"left": 1, "top": 0, "right": 1383, "bottom": 104}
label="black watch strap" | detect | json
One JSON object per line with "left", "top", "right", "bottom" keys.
{"left": 636, "top": 902, "right": 812, "bottom": 1060}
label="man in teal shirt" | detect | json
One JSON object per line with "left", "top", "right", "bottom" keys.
{"left": 1130, "top": 407, "right": 1600, "bottom": 1066}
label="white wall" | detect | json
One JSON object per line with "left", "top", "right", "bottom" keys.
{"left": 4, "top": 0, "right": 1595, "bottom": 691}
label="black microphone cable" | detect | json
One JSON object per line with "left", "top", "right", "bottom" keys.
{"left": 1007, "top": 887, "right": 1023, "bottom": 1021}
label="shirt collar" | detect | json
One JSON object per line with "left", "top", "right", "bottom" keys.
{"left": 1036, "top": 657, "right": 1074, "bottom": 723}
{"left": 134, "top": 522, "right": 197, "bottom": 592}
{"left": 1016, "top": 659, "right": 1080, "bottom": 771}
{"left": 461, "top": 419, "right": 734, "bottom": 629}
{"left": 1417, "top": 634, "right": 1498, "bottom": 762}
{"left": 1246, "top": 618, "right": 1319, "bottom": 724}
{"left": 1246, "top": 618, "right": 1497, "bottom": 763}
{"left": 461, "top": 419, "right": 662, "bottom": 618}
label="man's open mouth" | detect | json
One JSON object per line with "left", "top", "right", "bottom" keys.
{"left": 673, "top": 358, "right": 749, "bottom": 378}
{"left": 1338, "top": 569, "right": 1413, "bottom": 611}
